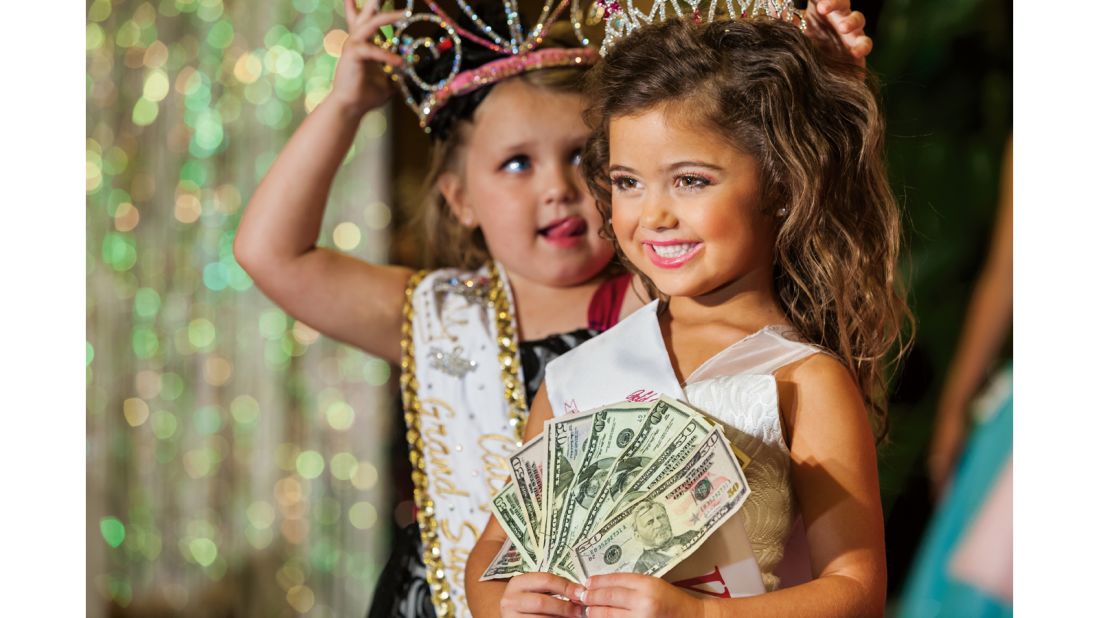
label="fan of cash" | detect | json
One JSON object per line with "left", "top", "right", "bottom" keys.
{"left": 481, "top": 395, "right": 752, "bottom": 584}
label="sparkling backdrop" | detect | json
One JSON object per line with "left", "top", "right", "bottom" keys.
{"left": 87, "top": 1, "right": 395, "bottom": 615}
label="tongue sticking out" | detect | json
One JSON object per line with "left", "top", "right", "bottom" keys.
{"left": 540, "top": 217, "right": 587, "bottom": 239}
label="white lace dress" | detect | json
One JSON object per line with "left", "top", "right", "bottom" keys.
{"left": 681, "top": 326, "right": 818, "bottom": 591}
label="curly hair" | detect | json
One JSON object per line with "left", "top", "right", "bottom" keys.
{"left": 581, "top": 18, "right": 913, "bottom": 440}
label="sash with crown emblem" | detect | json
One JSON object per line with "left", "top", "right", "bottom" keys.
{"left": 400, "top": 262, "right": 527, "bottom": 617}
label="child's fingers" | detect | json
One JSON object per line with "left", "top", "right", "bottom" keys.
{"left": 349, "top": 10, "right": 406, "bottom": 41}
{"left": 343, "top": 0, "right": 359, "bottom": 24}
{"left": 815, "top": 0, "right": 849, "bottom": 16}
{"left": 851, "top": 34, "right": 872, "bottom": 58}
{"left": 511, "top": 572, "right": 584, "bottom": 598}
{"left": 584, "top": 608, "right": 633, "bottom": 618}
{"left": 585, "top": 572, "right": 650, "bottom": 591}
{"left": 344, "top": 39, "right": 403, "bottom": 67}
{"left": 580, "top": 585, "right": 634, "bottom": 609}
{"left": 354, "top": 0, "right": 386, "bottom": 29}
{"left": 835, "top": 11, "right": 867, "bottom": 35}
{"left": 505, "top": 592, "right": 582, "bottom": 617}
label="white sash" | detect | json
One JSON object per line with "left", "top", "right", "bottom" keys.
{"left": 406, "top": 264, "right": 525, "bottom": 617}
{"left": 545, "top": 301, "right": 768, "bottom": 598}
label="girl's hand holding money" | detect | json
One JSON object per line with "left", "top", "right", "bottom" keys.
{"left": 500, "top": 572, "right": 586, "bottom": 618}
{"left": 580, "top": 574, "right": 706, "bottom": 618}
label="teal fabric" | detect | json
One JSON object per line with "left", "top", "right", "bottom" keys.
{"left": 897, "top": 380, "right": 1013, "bottom": 618}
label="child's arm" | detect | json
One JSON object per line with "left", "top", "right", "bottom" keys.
{"left": 234, "top": 1, "right": 410, "bottom": 362}
{"left": 465, "top": 387, "right": 586, "bottom": 617}
{"left": 582, "top": 355, "right": 886, "bottom": 617}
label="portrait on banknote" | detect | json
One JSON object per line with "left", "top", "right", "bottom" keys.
{"left": 574, "top": 458, "right": 615, "bottom": 509}
{"left": 608, "top": 456, "right": 652, "bottom": 502}
{"left": 630, "top": 500, "right": 695, "bottom": 574}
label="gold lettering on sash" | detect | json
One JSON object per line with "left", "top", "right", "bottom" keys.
{"left": 421, "top": 398, "right": 470, "bottom": 498}
{"left": 478, "top": 433, "right": 517, "bottom": 509}
{"left": 420, "top": 398, "right": 457, "bottom": 421}
{"left": 434, "top": 476, "right": 471, "bottom": 499}
{"left": 440, "top": 519, "right": 481, "bottom": 545}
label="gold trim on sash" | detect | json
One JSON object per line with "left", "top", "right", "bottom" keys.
{"left": 487, "top": 262, "right": 529, "bottom": 439}
{"left": 400, "top": 264, "right": 528, "bottom": 616}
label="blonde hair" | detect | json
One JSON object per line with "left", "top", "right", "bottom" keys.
{"left": 418, "top": 66, "right": 590, "bottom": 269}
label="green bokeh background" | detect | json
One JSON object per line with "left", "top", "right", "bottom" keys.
{"left": 87, "top": 1, "right": 397, "bottom": 616}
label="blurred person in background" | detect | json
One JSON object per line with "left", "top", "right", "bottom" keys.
{"left": 898, "top": 135, "right": 1013, "bottom": 617}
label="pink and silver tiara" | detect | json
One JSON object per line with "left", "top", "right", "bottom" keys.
{"left": 598, "top": 0, "right": 806, "bottom": 55}
{"left": 383, "top": 1, "right": 605, "bottom": 130}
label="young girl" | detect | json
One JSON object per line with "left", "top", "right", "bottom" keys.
{"left": 466, "top": 14, "right": 910, "bottom": 618}
{"left": 234, "top": 1, "right": 875, "bottom": 615}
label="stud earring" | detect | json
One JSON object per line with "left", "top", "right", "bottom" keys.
{"left": 776, "top": 207, "right": 788, "bottom": 218}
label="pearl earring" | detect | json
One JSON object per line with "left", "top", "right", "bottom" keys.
{"left": 776, "top": 207, "right": 788, "bottom": 218}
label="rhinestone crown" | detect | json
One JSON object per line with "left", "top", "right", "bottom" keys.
{"left": 598, "top": 0, "right": 806, "bottom": 55}
{"left": 384, "top": 1, "right": 605, "bottom": 130}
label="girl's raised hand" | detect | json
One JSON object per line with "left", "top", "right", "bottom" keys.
{"left": 500, "top": 572, "right": 586, "bottom": 618}
{"left": 330, "top": 0, "right": 405, "bottom": 116}
{"left": 806, "top": 0, "right": 873, "bottom": 67}
{"left": 581, "top": 574, "right": 707, "bottom": 618}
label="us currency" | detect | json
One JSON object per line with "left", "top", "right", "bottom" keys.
{"left": 545, "top": 403, "right": 653, "bottom": 579}
{"left": 581, "top": 409, "right": 714, "bottom": 541}
{"left": 508, "top": 434, "right": 545, "bottom": 557}
{"left": 539, "top": 407, "right": 601, "bottom": 570}
{"left": 480, "top": 539, "right": 530, "bottom": 581}
{"left": 594, "top": 396, "right": 710, "bottom": 507}
{"left": 490, "top": 481, "right": 539, "bottom": 568}
{"left": 571, "top": 427, "right": 750, "bottom": 581}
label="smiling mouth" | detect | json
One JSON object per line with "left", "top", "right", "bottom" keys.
{"left": 538, "top": 216, "right": 588, "bottom": 246}
{"left": 643, "top": 241, "right": 702, "bottom": 268}
{"left": 650, "top": 243, "right": 696, "bottom": 258}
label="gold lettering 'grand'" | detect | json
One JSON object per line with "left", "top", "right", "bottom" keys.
{"left": 421, "top": 398, "right": 470, "bottom": 498}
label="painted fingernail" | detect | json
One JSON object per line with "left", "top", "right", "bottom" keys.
{"left": 579, "top": 588, "right": 588, "bottom": 604}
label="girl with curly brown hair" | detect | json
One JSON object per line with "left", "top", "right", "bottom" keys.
{"left": 467, "top": 13, "right": 911, "bottom": 618}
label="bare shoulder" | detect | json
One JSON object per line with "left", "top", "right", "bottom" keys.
{"left": 774, "top": 353, "right": 869, "bottom": 447}
{"left": 780, "top": 353, "right": 861, "bottom": 399}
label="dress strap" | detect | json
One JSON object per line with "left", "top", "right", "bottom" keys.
{"left": 587, "top": 272, "right": 632, "bottom": 332}
{"left": 686, "top": 327, "right": 820, "bottom": 385}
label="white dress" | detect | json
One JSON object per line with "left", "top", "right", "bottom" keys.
{"left": 545, "top": 301, "right": 819, "bottom": 593}
{"left": 682, "top": 325, "right": 817, "bottom": 591}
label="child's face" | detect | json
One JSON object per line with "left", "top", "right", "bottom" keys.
{"left": 607, "top": 107, "right": 776, "bottom": 300}
{"left": 443, "top": 79, "right": 613, "bottom": 288}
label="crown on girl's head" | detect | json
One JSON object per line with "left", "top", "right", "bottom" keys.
{"left": 598, "top": 0, "right": 806, "bottom": 55}
{"left": 381, "top": 1, "right": 604, "bottom": 130}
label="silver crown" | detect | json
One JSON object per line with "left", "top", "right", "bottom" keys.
{"left": 598, "top": 0, "right": 806, "bottom": 55}
{"left": 384, "top": 1, "right": 607, "bottom": 128}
